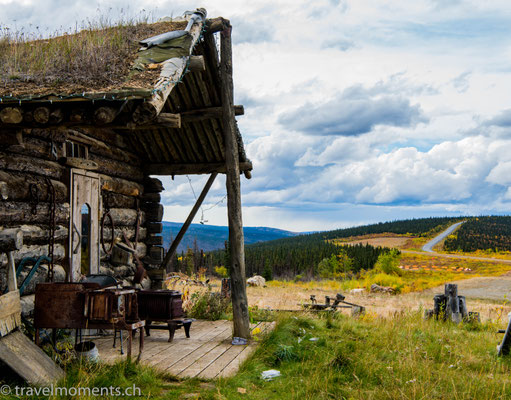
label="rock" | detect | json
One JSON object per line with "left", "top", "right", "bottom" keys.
{"left": 370, "top": 283, "right": 395, "bottom": 294}
{"left": 247, "top": 275, "right": 266, "bottom": 287}
{"left": 350, "top": 288, "right": 365, "bottom": 294}
{"left": 20, "top": 294, "right": 35, "bottom": 317}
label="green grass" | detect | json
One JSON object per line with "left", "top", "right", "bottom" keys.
{"left": 3, "top": 312, "right": 511, "bottom": 399}
{"left": 216, "top": 313, "right": 511, "bottom": 399}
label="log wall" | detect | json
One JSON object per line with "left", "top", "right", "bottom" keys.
{"left": 0, "top": 126, "right": 164, "bottom": 311}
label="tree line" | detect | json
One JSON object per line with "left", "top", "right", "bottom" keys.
{"left": 172, "top": 216, "right": 461, "bottom": 278}
{"left": 443, "top": 216, "right": 511, "bottom": 252}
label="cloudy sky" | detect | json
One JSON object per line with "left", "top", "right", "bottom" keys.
{"left": 2, "top": 0, "right": 511, "bottom": 232}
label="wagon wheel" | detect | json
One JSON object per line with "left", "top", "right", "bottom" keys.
{"left": 101, "top": 210, "right": 115, "bottom": 255}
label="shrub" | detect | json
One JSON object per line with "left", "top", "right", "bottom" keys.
{"left": 374, "top": 249, "right": 401, "bottom": 275}
{"left": 185, "top": 289, "right": 231, "bottom": 320}
{"left": 214, "top": 265, "right": 228, "bottom": 278}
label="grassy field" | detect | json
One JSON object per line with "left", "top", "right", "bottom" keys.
{"left": 4, "top": 311, "right": 511, "bottom": 399}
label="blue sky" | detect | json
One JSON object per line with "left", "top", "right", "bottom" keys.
{"left": 2, "top": 0, "right": 511, "bottom": 231}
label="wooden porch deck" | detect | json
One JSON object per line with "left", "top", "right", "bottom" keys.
{"left": 94, "top": 320, "right": 275, "bottom": 379}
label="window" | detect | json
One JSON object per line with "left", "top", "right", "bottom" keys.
{"left": 64, "top": 140, "right": 88, "bottom": 159}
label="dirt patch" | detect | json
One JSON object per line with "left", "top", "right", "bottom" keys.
{"left": 341, "top": 236, "right": 412, "bottom": 248}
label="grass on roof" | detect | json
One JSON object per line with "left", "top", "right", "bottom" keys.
{"left": 0, "top": 19, "right": 187, "bottom": 97}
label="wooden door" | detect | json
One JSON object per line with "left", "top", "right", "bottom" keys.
{"left": 69, "top": 169, "right": 100, "bottom": 282}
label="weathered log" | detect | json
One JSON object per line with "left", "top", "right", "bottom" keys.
{"left": 145, "top": 161, "right": 253, "bottom": 176}
{"left": 102, "top": 226, "right": 147, "bottom": 242}
{"left": 0, "top": 107, "right": 23, "bottom": 124}
{"left": 142, "top": 203, "right": 163, "bottom": 222}
{"left": 144, "top": 177, "right": 164, "bottom": 193}
{"left": 221, "top": 22, "right": 250, "bottom": 339}
{"left": 60, "top": 157, "right": 99, "bottom": 171}
{"left": 0, "top": 243, "right": 65, "bottom": 266}
{"left": 108, "top": 208, "right": 145, "bottom": 227}
{"left": 94, "top": 107, "right": 117, "bottom": 125}
{"left": 49, "top": 109, "right": 64, "bottom": 124}
{"left": 145, "top": 235, "right": 163, "bottom": 246}
{"left": 100, "top": 175, "right": 144, "bottom": 197}
{"left": 102, "top": 192, "right": 137, "bottom": 209}
{"left": 181, "top": 105, "right": 244, "bottom": 123}
{"left": 141, "top": 192, "right": 161, "bottom": 203}
{"left": 33, "top": 107, "right": 50, "bottom": 124}
{"left": 188, "top": 55, "right": 205, "bottom": 72}
{"left": 0, "top": 264, "right": 67, "bottom": 295}
{"left": 156, "top": 113, "right": 181, "bottom": 128}
{"left": 16, "top": 225, "right": 68, "bottom": 245}
{"left": 0, "top": 229, "right": 23, "bottom": 253}
{"left": 205, "top": 17, "right": 224, "bottom": 34}
{"left": 26, "top": 127, "right": 141, "bottom": 166}
{"left": 148, "top": 246, "right": 163, "bottom": 262}
{"left": 88, "top": 153, "right": 144, "bottom": 182}
{"left": 0, "top": 152, "right": 65, "bottom": 180}
{"left": 0, "top": 171, "right": 67, "bottom": 202}
{"left": 146, "top": 222, "right": 162, "bottom": 234}
{"left": 132, "top": 12, "right": 205, "bottom": 124}
{"left": 0, "top": 202, "right": 69, "bottom": 225}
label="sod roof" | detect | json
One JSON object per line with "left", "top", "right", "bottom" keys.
{"left": 0, "top": 19, "right": 191, "bottom": 99}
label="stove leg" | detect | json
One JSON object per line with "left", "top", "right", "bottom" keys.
{"left": 184, "top": 321, "right": 191, "bottom": 338}
{"left": 168, "top": 322, "right": 176, "bottom": 343}
{"left": 120, "top": 330, "right": 124, "bottom": 355}
{"left": 35, "top": 328, "right": 40, "bottom": 346}
{"left": 144, "top": 320, "right": 151, "bottom": 337}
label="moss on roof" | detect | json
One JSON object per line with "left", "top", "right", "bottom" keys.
{"left": 0, "top": 20, "right": 188, "bottom": 98}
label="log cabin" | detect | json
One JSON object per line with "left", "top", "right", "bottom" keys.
{"left": 0, "top": 8, "right": 252, "bottom": 340}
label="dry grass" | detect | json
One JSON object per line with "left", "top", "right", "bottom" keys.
{"left": 339, "top": 235, "right": 412, "bottom": 248}
{"left": 0, "top": 19, "right": 187, "bottom": 96}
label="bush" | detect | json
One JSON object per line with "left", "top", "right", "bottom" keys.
{"left": 374, "top": 249, "right": 401, "bottom": 275}
{"left": 185, "top": 289, "right": 231, "bottom": 320}
{"left": 214, "top": 265, "right": 228, "bottom": 278}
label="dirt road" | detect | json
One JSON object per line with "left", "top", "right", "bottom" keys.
{"left": 401, "top": 249, "right": 511, "bottom": 264}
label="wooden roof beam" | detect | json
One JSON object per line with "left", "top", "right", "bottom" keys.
{"left": 180, "top": 105, "right": 244, "bottom": 123}
{"left": 144, "top": 161, "right": 252, "bottom": 176}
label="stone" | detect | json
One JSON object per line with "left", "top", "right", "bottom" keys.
{"left": 247, "top": 275, "right": 266, "bottom": 287}
{"left": 370, "top": 283, "right": 395, "bottom": 294}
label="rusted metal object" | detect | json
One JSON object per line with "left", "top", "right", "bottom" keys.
{"left": 136, "top": 289, "right": 192, "bottom": 342}
{"left": 84, "top": 288, "right": 139, "bottom": 323}
{"left": 302, "top": 293, "right": 365, "bottom": 316}
{"left": 34, "top": 282, "right": 145, "bottom": 361}
{"left": 34, "top": 283, "right": 99, "bottom": 329}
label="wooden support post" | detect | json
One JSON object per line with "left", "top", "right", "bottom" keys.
{"left": 220, "top": 21, "right": 251, "bottom": 339}
{"left": 161, "top": 173, "right": 218, "bottom": 271}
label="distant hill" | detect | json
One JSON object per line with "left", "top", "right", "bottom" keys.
{"left": 161, "top": 222, "right": 298, "bottom": 252}
{"left": 207, "top": 216, "right": 466, "bottom": 277}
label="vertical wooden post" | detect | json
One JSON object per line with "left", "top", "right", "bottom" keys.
{"left": 220, "top": 20, "right": 250, "bottom": 339}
